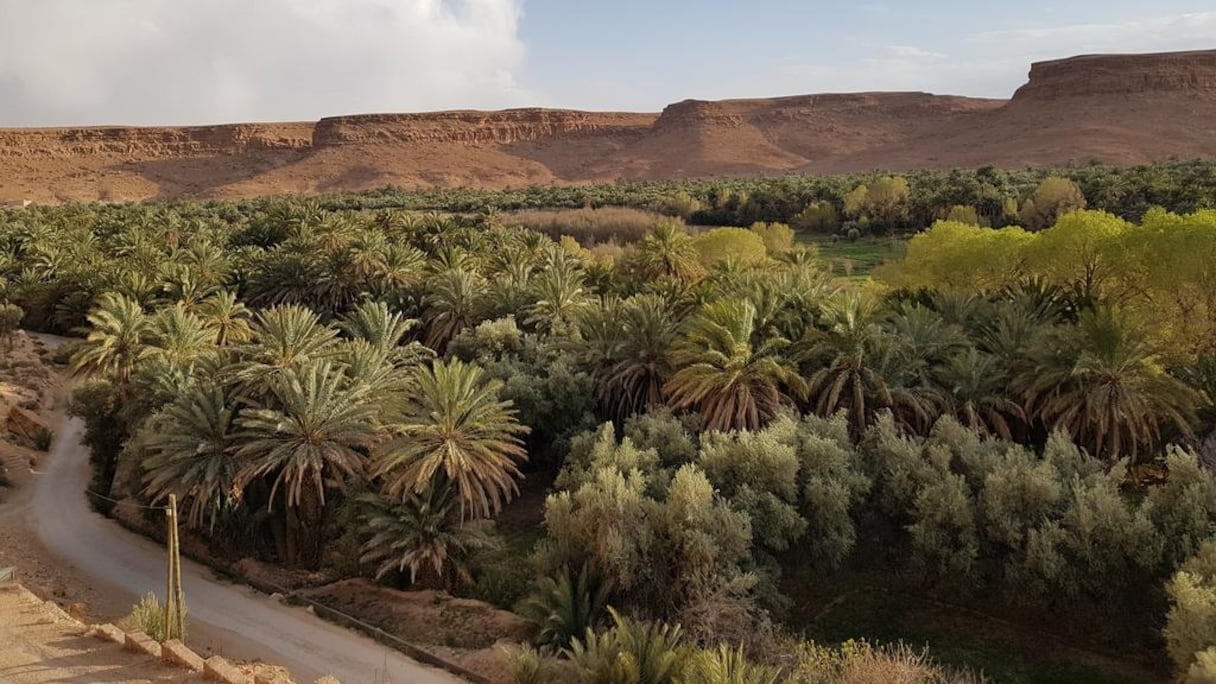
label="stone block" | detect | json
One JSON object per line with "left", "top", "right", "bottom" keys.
{"left": 90, "top": 623, "right": 126, "bottom": 644}
{"left": 204, "top": 655, "right": 252, "bottom": 684}
{"left": 162, "top": 638, "right": 206, "bottom": 672}
{"left": 123, "top": 629, "right": 161, "bottom": 657}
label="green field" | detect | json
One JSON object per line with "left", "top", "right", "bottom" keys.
{"left": 801, "top": 234, "right": 908, "bottom": 280}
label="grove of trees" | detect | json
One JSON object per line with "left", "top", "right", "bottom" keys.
{"left": 2, "top": 163, "right": 1215, "bottom": 681}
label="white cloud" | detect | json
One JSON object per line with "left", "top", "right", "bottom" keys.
{"left": 761, "top": 11, "right": 1216, "bottom": 100}
{"left": 970, "top": 11, "right": 1216, "bottom": 50}
{"left": 0, "top": 0, "right": 530, "bottom": 126}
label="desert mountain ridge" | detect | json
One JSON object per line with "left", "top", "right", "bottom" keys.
{"left": 2, "top": 49, "right": 1215, "bottom": 204}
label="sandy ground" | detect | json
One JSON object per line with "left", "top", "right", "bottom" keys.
{"left": 0, "top": 583, "right": 205, "bottom": 683}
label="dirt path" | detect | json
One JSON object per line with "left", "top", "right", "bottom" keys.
{"left": 0, "top": 583, "right": 205, "bottom": 683}
{"left": 25, "top": 415, "right": 461, "bottom": 683}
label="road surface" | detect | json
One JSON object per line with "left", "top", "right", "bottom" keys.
{"left": 29, "top": 415, "right": 461, "bottom": 684}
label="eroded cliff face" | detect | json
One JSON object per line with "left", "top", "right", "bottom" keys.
{"left": 0, "top": 123, "right": 313, "bottom": 158}
{"left": 312, "top": 109, "right": 657, "bottom": 147}
{"left": 0, "top": 49, "right": 1213, "bottom": 203}
{"left": 1012, "top": 50, "right": 1216, "bottom": 100}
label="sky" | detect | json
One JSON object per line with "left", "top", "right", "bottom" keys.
{"left": 0, "top": 0, "right": 1213, "bottom": 126}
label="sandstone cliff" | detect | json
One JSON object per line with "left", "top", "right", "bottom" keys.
{"left": 0, "top": 49, "right": 1213, "bottom": 203}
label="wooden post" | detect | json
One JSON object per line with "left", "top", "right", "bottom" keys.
{"left": 165, "top": 494, "right": 176, "bottom": 641}
{"left": 163, "top": 494, "right": 186, "bottom": 641}
{"left": 172, "top": 494, "right": 184, "bottom": 639}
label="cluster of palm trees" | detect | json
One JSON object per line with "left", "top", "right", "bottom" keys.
{"left": 73, "top": 298, "right": 527, "bottom": 570}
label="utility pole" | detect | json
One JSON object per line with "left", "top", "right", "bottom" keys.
{"left": 164, "top": 494, "right": 184, "bottom": 640}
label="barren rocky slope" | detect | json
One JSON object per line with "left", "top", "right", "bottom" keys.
{"left": 1, "top": 49, "right": 1214, "bottom": 203}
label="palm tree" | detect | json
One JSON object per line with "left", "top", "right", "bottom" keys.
{"left": 422, "top": 268, "right": 487, "bottom": 351}
{"left": 665, "top": 300, "right": 805, "bottom": 432}
{"left": 340, "top": 299, "right": 417, "bottom": 353}
{"left": 804, "top": 293, "right": 925, "bottom": 436}
{"left": 599, "top": 295, "right": 681, "bottom": 420}
{"left": 71, "top": 292, "right": 153, "bottom": 387}
{"left": 197, "top": 291, "right": 253, "bottom": 347}
{"left": 520, "top": 566, "right": 612, "bottom": 649}
{"left": 685, "top": 645, "right": 782, "bottom": 684}
{"left": 1018, "top": 307, "right": 1198, "bottom": 461}
{"left": 147, "top": 304, "right": 216, "bottom": 369}
{"left": 633, "top": 222, "right": 704, "bottom": 283}
{"left": 356, "top": 483, "right": 494, "bottom": 588}
{"left": 235, "top": 304, "right": 338, "bottom": 389}
{"left": 567, "top": 608, "right": 690, "bottom": 684}
{"left": 525, "top": 252, "right": 588, "bottom": 334}
{"left": 236, "top": 360, "right": 380, "bottom": 565}
{"left": 141, "top": 387, "right": 240, "bottom": 529}
{"left": 373, "top": 358, "right": 528, "bottom": 520}
{"left": 934, "top": 347, "right": 1025, "bottom": 439}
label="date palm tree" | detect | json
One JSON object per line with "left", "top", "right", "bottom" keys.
{"left": 934, "top": 347, "right": 1025, "bottom": 439}
{"left": 71, "top": 292, "right": 154, "bottom": 387}
{"left": 147, "top": 303, "right": 216, "bottom": 369}
{"left": 235, "top": 304, "right": 338, "bottom": 390}
{"left": 804, "top": 293, "right": 926, "bottom": 436}
{"left": 356, "top": 483, "right": 494, "bottom": 588}
{"left": 373, "top": 358, "right": 528, "bottom": 520}
{"left": 602, "top": 295, "right": 681, "bottom": 420}
{"left": 665, "top": 300, "right": 805, "bottom": 432}
{"left": 198, "top": 291, "right": 253, "bottom": 347}
{"left": 422, "top": 268, "right": 487, "bottom": 351}
{"left": 634, "top": 222, "right": 704, "bottom": 283}
{"left": 1019, "top": 307, "right": 1198, "bottom": 461}
{"left": 235, "top": 360, "right": 380, "bottom": 565}
{"left": 141, "top": 387, "right": 240, "bottom": 529}
{"left": 526, "top": 251, "right": 588, "bottom": 334}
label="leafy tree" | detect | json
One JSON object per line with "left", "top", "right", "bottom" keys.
{"left": 691, "top": 228, "right": 768, "bottom": 268}
{"left": 792, "top": 201, "right": 839, "bottom": 234}
{"left": 1166, "top": 541, "right": 1216, "bottom": 675}
{"left": 1020, "top": 176, "right": 1087, "bottom": 230}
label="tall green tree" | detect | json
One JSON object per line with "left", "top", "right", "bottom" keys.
{"left": 665, "top": 300, "right": 805, "bottom": 432}
{"left": 236, "top": 360, "right": 380, "bottom": 565}
{"left": 374, "top": 359, "right": 528, "bottom": 519}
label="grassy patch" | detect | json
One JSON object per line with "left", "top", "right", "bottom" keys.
{"left": 801, "top": 234, "right": 907, "bottom": 280}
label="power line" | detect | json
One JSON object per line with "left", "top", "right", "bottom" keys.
{"left": 84, "top": 489, "right": 168, "bottom": 511}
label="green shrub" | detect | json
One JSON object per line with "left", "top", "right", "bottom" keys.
{"left": 128, "top": 592, "right": 187, "bottom": 642}
{"left": 1167, "top": 542, "right": 1216, "bottom": 676}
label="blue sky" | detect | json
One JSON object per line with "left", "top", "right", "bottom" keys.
{"left": 0, "top": 0, "right": 1212, "bottom": 125}
{"left": 517, "top": 0, "right": 1216, "bottom": 109}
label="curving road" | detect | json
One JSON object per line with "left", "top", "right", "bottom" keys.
{"left": 29, "top": 415, "right": 461, "bottom": 684}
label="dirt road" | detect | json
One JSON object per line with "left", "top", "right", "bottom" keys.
{"left": 28, "top": 416, "right": 461, "bottom": 684}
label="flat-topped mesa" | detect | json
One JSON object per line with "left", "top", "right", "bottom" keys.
{"left": 0, "top": 123, "right": 313, "bottom": 158}
{"left": 312, "top": 109, "right": 658, "bottom": 147}
{"left": 653, "top": 100, "right": 749, "bottom": 130}
{"left": 1012, "top": 49, "right": 1216, "bottom": 101}
{"left": 654, "top": 92, "right": 1004, "bottom": 130}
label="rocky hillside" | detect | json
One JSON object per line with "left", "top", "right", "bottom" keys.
{"left": 1, "top": 49, "right": 1214, "bottom": 203}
